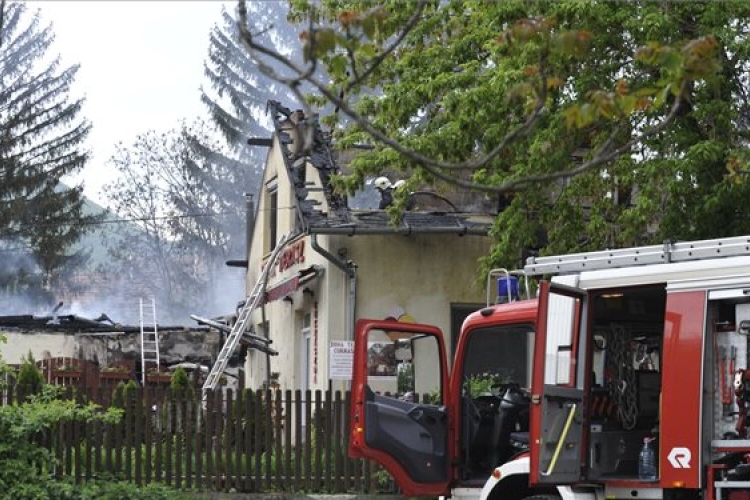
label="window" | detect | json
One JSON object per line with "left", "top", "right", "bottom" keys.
{"left": 462, "top": 324, "right": 534, "bottom": 395}
{"left": 300, "top": 312, "right": 311, "bottom": 392}
{"left": 266, "top": 178, "right": 278, "bottom": 252}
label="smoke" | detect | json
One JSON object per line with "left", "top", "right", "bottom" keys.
{"left": 0, "top": 247, "right": 53, "bottom": 316}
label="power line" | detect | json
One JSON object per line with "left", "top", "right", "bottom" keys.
{"left": 0, "top": 210, "right": 241, "bottom": 232}
{"left": 1, "top": 205, "right": 298, "bottom": 231}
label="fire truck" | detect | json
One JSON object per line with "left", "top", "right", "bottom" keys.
{"left": 348, "top": 234, "right": 750, "bottom": 500}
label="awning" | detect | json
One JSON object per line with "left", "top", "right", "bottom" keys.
{"left": 263, "top": 265, "right": 324, "bottom": 304}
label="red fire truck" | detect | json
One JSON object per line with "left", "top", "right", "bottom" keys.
{"left": 349, "top": 235, "right": 750, "bottom": 500}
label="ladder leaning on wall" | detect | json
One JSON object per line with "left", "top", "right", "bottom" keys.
{"left": 139, "top": 297, "right": 160, "bottom": 385}
{"left": 202, "top": 233, "right": 292, "bottom": 394}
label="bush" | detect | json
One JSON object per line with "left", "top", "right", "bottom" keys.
{"left": 17, "top": 351, "right": 44, "bottom": 395}
{"left": 0, "top": 385, "right": 123, "bottom": 500}
{"left": 170, "top": 366, "right": 189, "bottom": 391}
{"left": 0, "top": 478, "right": 188, "bottom": 500}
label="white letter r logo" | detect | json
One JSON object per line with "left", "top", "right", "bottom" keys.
{"left": 668, "top": 447, "right": 691, "bottom": 469}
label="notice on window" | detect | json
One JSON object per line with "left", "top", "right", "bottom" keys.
{"left": 329, "top": 340, "right": 354, "bottom": 380}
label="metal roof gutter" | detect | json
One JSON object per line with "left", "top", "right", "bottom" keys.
{"left": 308, "top": 224, "right": 489, "bottom": 237}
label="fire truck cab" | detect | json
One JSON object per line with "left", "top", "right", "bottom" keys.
{"left": 349, "top": 235, "right": 750, "bottom": 500}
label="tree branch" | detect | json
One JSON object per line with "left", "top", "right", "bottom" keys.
{"left": 237, "top": 0, "right": 317, "bottom": 119}
{"left": 236, "top": 1, "right": 689, "bottom": 195}
{"left": 416, "top": 81, "right": 688, "bottom": 193}
{"left": 345, "top": 0, "right": 428, "bottom": 91}
{"left": 237, "top": 0, "right": 549, "bottom": 172}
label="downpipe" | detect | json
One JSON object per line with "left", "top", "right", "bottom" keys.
{"left": 311, "top": 233, "right": 357, "bottom": 342}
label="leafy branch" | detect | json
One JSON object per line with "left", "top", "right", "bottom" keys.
{"left": 236, "top": 1, "right": 720, "bottom": 194}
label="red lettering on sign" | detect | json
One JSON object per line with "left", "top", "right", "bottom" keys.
{"left": 278, "top": 241, "right": 306, "bottom": 273}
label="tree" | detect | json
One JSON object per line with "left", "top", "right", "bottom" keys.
{"left": 0, "top": 1, "right": 95, "bottom": 303}
{"left": 102, "top": 1, "right": 307, "bottom": 323}
{"left": 101, "top": 121, "right": 246, "bottom": 323}
{"left": 192, "top": 3, "right": 305, "bottom": 263}
{"left": 202, "top": 4, "right": 301, "bottom": 152}
{"left": 16, "top": 351, "right": 43, "bottom": 394}
{"left": 238, "top": 0, "right": 746, "bottom": 270}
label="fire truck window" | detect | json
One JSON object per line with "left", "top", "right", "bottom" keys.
{"left": 365, "top": 328, "right": 443, "bottom": 404}
{"left": 462, "top": 325, "right": 533, "bottom": 396}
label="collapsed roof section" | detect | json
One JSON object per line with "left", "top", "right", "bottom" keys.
{"left": 266, "top": 100, "right": 495, "bottom": 237}
{"left": 0, "top": 313, "right": 201, "bottom": 334}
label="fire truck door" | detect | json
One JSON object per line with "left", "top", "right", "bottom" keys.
{"left": 530, "top": 280, "right": 589, "bottom": 485}
{"left": 348, "top": 319, "right": 451, "bottom": 497}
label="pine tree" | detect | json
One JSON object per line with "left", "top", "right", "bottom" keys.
{"left": 194, "top": 3, "right": 301, "bottom": 260}
{"left": 0, "top": 1, "right": 94, "bottom": 303}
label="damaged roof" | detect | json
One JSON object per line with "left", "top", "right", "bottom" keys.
{"left": 266, "top": 100, "right": 496, "bottom": 237}
{"left": 0, "top": 313, "right": 206, "bottom": 335}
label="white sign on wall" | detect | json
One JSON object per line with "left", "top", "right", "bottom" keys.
{"left": 329, "top": 340, "right": 354, "bottom": 380}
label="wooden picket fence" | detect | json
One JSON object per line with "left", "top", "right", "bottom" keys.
{"left": 1, "top": 384, "right": 396, "bottom": 494}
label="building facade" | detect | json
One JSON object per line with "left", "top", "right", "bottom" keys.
{"left": 241, "top": 102, "right": 498, "bottom": 393}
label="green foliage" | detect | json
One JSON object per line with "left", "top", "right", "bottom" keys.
{"left": 17, "top": 351, "right": 43, "bottom": 394}
{"left": 0, "top": 335, "right": 12, "bottom": 392}
{"left": 0, "top": 478, "right": 186, "bottom": 500}
{"left": 282, "top": 0, "right": 750, "bottom": 271}
{"left": 465, "top": 372, "right": 510, "bottom": 397}
{"left": 170, "top": 366, "right": 189, "bottom": 391}
{"left": 0, "top": 1, "right": 96, "bottom": 301}
{"left": 0, "top": 384, "right": 123, "bottom": 499}
{"left": 397, "top": 362, "right": 414, "bottom": 394}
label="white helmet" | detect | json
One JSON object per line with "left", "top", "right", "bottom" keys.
{"left": 374, "top": 176, "right": 391, "bottom": 190}
{"left": 393, "top": 180, "right": 406, "bottom": 190}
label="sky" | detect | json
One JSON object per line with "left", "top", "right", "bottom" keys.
{"left": 28, "top": 1, "right": 234, "bottom": 206}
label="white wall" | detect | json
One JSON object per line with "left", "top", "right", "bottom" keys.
{"left": 244, "top": 231, "right": 490, "bottom": 392}
{"left": 0, "top": 331, "right": 77, "bottom": 364}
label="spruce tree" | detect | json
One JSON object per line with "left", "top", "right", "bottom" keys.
{"left": 193, "top": 3, "right": 301, "bottom": 261}
{"left": 0, "top": 1, "right": 94, "bottom": 303}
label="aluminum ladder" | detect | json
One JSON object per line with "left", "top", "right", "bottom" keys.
{"left": 524, "top": 234, "right": 750, "bottom": 276}
{"left": 202, "top": 233, "right": 293, "bottom": 393}
{"left": 139, "top": 297, "right": 160, "bottom": 384}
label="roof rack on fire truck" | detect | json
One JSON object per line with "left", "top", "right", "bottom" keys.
{"left": 523, "top": 234, "right": 750, "bottom": 277}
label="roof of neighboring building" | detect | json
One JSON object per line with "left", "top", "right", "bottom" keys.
{"left": 0, "top": 313, "right": 207, "bottom": 335}
{"left": 265, "top": 101, "right": 496, "bottom": 237}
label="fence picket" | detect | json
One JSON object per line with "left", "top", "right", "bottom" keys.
{"left": 304, "top": 389, "right": 312, "bottom": 492}
{"left": 243, "top": 390, "right": 252, "bottom": 492}
{"left": 175, "top": 389, "right": 184, "bottom": 490}
{"left": 324, "top": 390, "right": 333, "bottom": 492}
{"left": 274, "top": 389, "right": 283, "bottom": 490}
{"left": 195, "top": 397, "right": 204, "bottom": 491}
{"left": 125, "top": 388, "right": 133, "bottom": 481}
{"left": 294, "top": 389, "right": 302, "bottom": 492}
{"left": 334, "top": 390, "right": 343, "bottom": 492}
{"left": 252, "top": 389, "right": 261, "bottom": 491}
{"left": 225, "top": 389, "right": 234, "bottom": 492}
{"left": 233, "top": 389, "right": 243, "bottom": 493}
{"left": 185, "top": 390, "right": 194, "bottom": 490}
{"left": 284, "top": 389, "right": 292, "bottom": 492}
{"left": 144, "top": 387, "right": 154, "bottom": 484}
{"left": 134, "top": 388, "right": 143, "bottom": 487}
